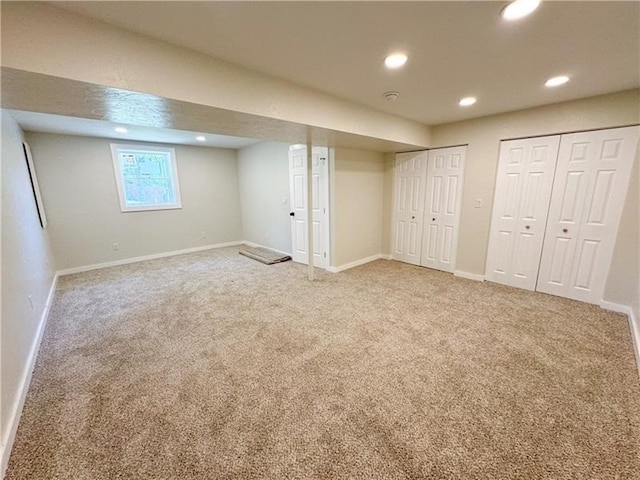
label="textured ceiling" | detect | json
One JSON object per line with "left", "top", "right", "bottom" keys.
{"left": 52, "top": 1, "right": 640, "bottom": 125}
{"left": 5, "top": 1, "right": 639, "bottom": 150}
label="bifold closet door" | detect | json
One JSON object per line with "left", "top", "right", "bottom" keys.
{"left": 485, "top": 136, "right": 561, "bottom": 290}
{"left": 420, "top": 146, "right": 466, "bottom": 272}
{"left": 391, "top": 151, "right": 427, "bottom": 265}
{"left": 289, "top": 146, "right": 329, "bottom": 267}
{"left": 536, "top": 126, "right": 640, "bottom": 304}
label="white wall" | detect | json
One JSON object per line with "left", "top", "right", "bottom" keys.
{"left": 604, "top": 156, "right": 639, "bottom": 315}
{"left": 25, "top": 133, "right": 243, "bottom": 270}
{"left": 331, "top": 148, "right": 385, "bottom": 268}
{"left": 1, "top": 111, "right": 56, "bottom": 475}
{"left": 237, "top": 141, "right": 292, "bottom": 253}
{"left": 382, "top": 152, "right": 396, "bottom": 257}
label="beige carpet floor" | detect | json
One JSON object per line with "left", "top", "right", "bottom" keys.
{"left": 5, "top": 247, "right": 640, "bottom": 479}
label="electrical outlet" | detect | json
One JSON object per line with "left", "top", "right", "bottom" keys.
{"left": 475, "top": 198, "right": 483, "bottom": 209}
{"left": 111, "top": 242, "right": 119, "bottom": 251}
{"left": 200, "top": 231, "right": 207, "bottom": 240}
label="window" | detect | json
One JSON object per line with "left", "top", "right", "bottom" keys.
{"left": 110, "top": 144, "right": 182, "bottom": 212}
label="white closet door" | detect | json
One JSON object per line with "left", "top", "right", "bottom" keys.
{"left": 391, "top": 151, "right": 427, "bottom": 265}
{"left": 537, "top": 126, "right": 640, "bottom": 303}
{"left": 485, "top": 136, "right": 561, "bottom": 290}
{"left": 420, "top": 146, "right": 466, "bottom": 272}
{"left": 289, "top": 145, "right": 329, "bottom": 267}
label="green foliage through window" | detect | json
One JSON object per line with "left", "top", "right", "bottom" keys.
{"left": 111, "top": 145, "right": 181, "bottom": 212}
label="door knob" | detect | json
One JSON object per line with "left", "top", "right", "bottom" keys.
{"left": 562, "top": 228, "right": 568, "bottom": 233}
{"left": 412, "top": 216, "right": 415, "bottom": 219}
{"left": 525, "top": 225, "right": 530, "bottom": 230}
{"left": 289, "top": 212, "right": 295, "bottom": 217}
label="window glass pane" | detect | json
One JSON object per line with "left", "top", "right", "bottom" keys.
{"left": 112, "top": 145, "right": 181, "bottom": 212}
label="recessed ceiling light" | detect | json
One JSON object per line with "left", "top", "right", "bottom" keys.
{"left": 501, "top": 0, "right": 541, "bottom": 21}
{"left": 114, "top": 127, "right": 127, "bottom": 133}
{"left": 385, "top": 53, "right": 408, "bottom": 69}
{"left": 196, "top": 135, "right": 206, "bottom": 142}
{"left": 545, "top": 75, "right": 570, "bottom": 87}
{"left": 459, "top": 97, "right": 477, "bottom": 107}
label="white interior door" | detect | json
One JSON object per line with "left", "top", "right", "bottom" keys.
{"left": 420, "top": 146, "right": 466, "bottom": 272}
{"left": 536, "top": 126, "right": 639, "bottom": 303}
{"left": 391, "top": 151, "right": 427, "bottom": 265}
{"left": 485, "top": 136, "right": 561, "bottom": 290}
{"left": 289, "top": 145, "right": 329, "bottom": 268}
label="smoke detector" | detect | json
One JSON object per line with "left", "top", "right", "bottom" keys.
{"left": 384, "top": 91, "right": 400, "bottom": 101}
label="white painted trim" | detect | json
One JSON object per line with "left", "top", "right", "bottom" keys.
{"left": 380, "top": 254, "right": 393, "bottom": 261}
{"left": 327, "top": 254, "right": 387, "bottom": 273}
{"left": 600, "top": 301, "right": 640, "bottom": 375}
{"left": 453, "top": 270, "right": 485, "bottom": 282}
{"left": 1, "top": 274, "right": 58, "bottom": 478}
{"left": 110, "top": 143, "right": 182, "bottom": 213}
{"left": 242, "top": 241, "right": 291, "bottom": 257}
{"left": 56, "top": 241, "right": 243, "bottom": 276}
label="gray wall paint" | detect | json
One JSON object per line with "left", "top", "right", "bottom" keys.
{"left": 26, "top": 133, "right": 243, "bottom": 270}
{"left": 332, "top": 148, "right": 385, "bottom": 267}
{"left": 1, "top": 112, "right": 56, "bottom": 462}
{"left": 237, "top": 141, "right": 292, "bottom": 253}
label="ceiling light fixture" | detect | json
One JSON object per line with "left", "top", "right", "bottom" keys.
{"left": 501, "top": 0, "right": 541, "bottom": 21}
{"left": 114, "top": 127, "right": 128, "bottom": 133}
{"left": 545, "top": 75, "right": 570, "bottom": 87}
{"left": 384, "top": 53, "right": 408, "bottom": 69}
{"left": 383, "top": 91, "right": 400, "bottom": 102}
{"left": 459, "top": 97, "right": 477, "bottom": 107}
{"left": 196, "top": 135, "right": 206, "bottom": 142}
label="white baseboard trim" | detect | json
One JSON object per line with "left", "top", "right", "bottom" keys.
{"left": 453, "top": 270, "right": 485, "bottom": 282}
{"left": 242, "top": 241, "right": 291, "bottom": 257}
{"left": 56, "top": 241, "right": 244, "bottom": 276}
{"left": 326, "top": 254, "right": 387, "bottom": 273}
{"left": 1, "top": 273, "right": 58, "bottom": 478}
{"left": 380, "top": 254, "right": 392, "bottom": 261}
{"left": 600, "top": 301, "right": 640, "bottom": 375}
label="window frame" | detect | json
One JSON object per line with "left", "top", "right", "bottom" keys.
{"left": 110, "top": 143, "right": 182, "bottom": 213}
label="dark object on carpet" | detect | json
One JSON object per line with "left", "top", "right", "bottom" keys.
{"left": 239, "top": 245, "right": 292, "bottom": 265}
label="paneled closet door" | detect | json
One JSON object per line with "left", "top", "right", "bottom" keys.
{"left": 485, "top": 136, "right": 561, "bottom": 290}
{"left": 391, "top": 151, "right": 427, "bottom": 265}
{"left": 536, "top": 126, "right": 640, "bottom": 304}
{"left": 420, "top": 146, "right": 466, "bottom": 272}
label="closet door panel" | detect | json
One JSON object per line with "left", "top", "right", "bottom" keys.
{"left": 537, "top": 126, "right": 640, "bottom": 303}
{"left": 421, "top": 146, "right": 466, "bottom": 272}
{"left": 485, "top": 136, "right": 561, "bottom": 289}
{"left": 391, "top": 151, "right": 427, "bottom": 265}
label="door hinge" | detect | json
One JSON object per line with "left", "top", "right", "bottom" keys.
{"left": 324, "top": 252, "right": 327, "bottom": 258}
